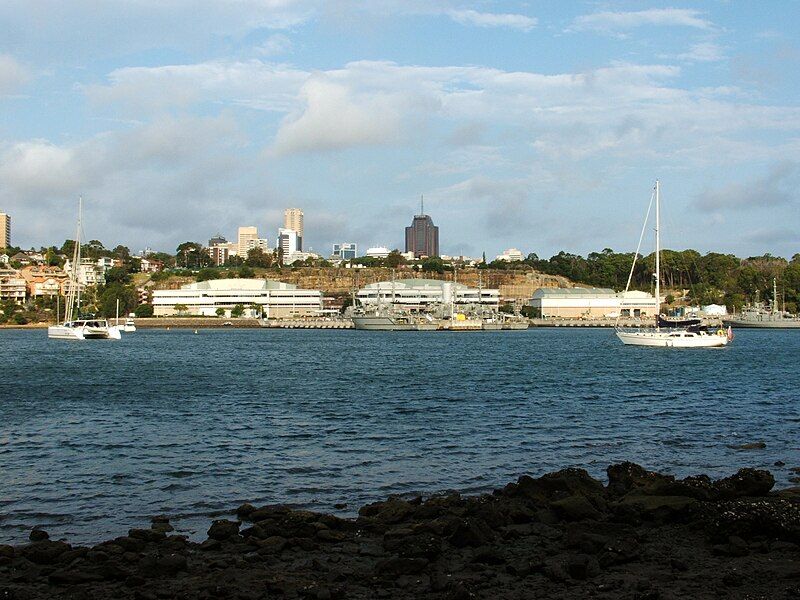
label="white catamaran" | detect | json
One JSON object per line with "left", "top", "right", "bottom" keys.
{"left": 48, "top": 198, "right": 121, "bottom": 341}
{"left": 615, "top": 181, "right": 732, "bottom": 348}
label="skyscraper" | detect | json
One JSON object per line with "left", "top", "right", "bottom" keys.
{"left": 284, "top": 208, "right": 303, "bottom": 251}
{"left": 0, "top": 213, "right": 10, "bottom": 249}
{"left": 237, "top": 226, "right": 258, "bottom": 257}
{"left": 404, "top": 198, "right": 439, "bottom": 258}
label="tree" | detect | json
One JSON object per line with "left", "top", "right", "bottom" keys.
{"left": 246, "top": 248, "right": 273, "bottom": 268}
{"left": 174, "top": 303, "right": 188, "bottom": 315}
{"left": 175, "top": 242, "right": 210, "bottom": 269}
{"left": 98, "top": 283, "right": 137, "bottom": 318}
{"left": 249, "top": 303, "right": 262, "bottom": 317}
{"left": 112, "top": 245, "right": 131, "bottom": 260}
{"left": 421, "top": 257, "right": 445, "bottom": 274}
{"left": 215, "top": 307, "right": 226, "bottom": 317}
{"left": 231, "top": 304, "right": 245, "bottom": 318}
{"left": 196, "top": 268, "right": 221, "bottom": 282}
{"left": 385, "top": 250, "right": 407, "bottom": 268}
{"left": 237, "top": 266, "right": 255, "bottom": 278}
{"left": 104, "top": 267, "right": 131, "bottom": 285}
{"left": 135, "top": 304, "right": 154, "bottom": 317}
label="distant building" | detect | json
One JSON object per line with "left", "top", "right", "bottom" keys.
{"left": 0, "top": 267, "right": 26, "bottom": 304}
{"left": 64, "top": 258, "right": 105, "bottom": 287}
{"left": 332, "top": 242, "right": 357, "bottom": 260}
{"left": 404, "top": 200, "right": 439, "bottom": 258}
{"left": 208, "top": 234, "right": 227, "bottom": 247}
{"left": 20, "top": 266, "right": 68, "bottom": 298}
{"left": 278, "top": 228, "right": 299, "bottom": 264}
{"left": 0, "top": 213, "right": 9, "bottom": 249}
{"left": 529, "top": 287, "right": 658, "bottom": 319}
{"left": 237, "top": 226, "right": 259, "bottom": 257}
{"left": 140, "top": 257, "right": 164, "bottom": 273}
{"left": 357, "top": 279, "right": 499, "bottom": 309}
{"left": 152, "top": 278, "right": 323, "bottom": 318}
{"left": 365, "top": 246, "right": 390, "bottom": 259}
{"left": 0, "top": 254, "right": 8, "bottom": 265}
{"left": 208, "top": 241, "right": 238, "bottom": 266}
{"left": 495, "top": 248, "right": 524, "bottom": 262}
{"left": 284, "top": 208, "right": 304, "bottom": 251}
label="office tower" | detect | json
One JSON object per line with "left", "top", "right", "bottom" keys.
{"left": 284, "top": 208, "right": 303, "bottom": 251}
{"left": 404, "top": 197, "right": 439, "bottom": 258}
{"left": 277, "top": 228, "right": 298, "bottom": 256}
{"left": 332, "top": 243, "right": 357, "bottom": 260}
{"left": 237, "top": 226, "right": 258, "bottom": 257}
{"left": 0, "top": 213, "right": 10, "bottom": 249}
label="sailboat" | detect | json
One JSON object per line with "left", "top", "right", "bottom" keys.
{"left": 615, "top": 181, "right": 731, "bottom": 348}
{"left": 48, "top": 198, "right": 121, "bottom": 341}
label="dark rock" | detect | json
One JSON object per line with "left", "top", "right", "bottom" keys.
{"left": 727, "top": 441, "right": 767, "bottom": 450}
{"left": 151, "top": 515, "right": 170, "bottom": 523}
{"left": 247, "top": 504, "right": 291, "bottom": 522}
{"left": 128, "top": 528, "right": 166, "bottom": 542}
{"left": 333, "top": 503, "right": 347, "bottom": 510}
{"left": 19, "top": 540, "right": 72, "bottom": 565}
{"left": 375, "top": 557, "right": 429, "bottom": 577}
{"left": 384, "top": 532, "right": 442, "bottom": 559}
{"left": 316, "top": 529, "right": 347, "bottom": 543}
{"left": 551, "top": 495, "right": 602, "bottom": 521}
{"left": 775, "top": 461, "right": 786, "bottom": 467}
{"left": 257, "top": 536, "right": 287, "bottom": 554}
{"left": 359, "top": 498, "right": 414, "bottom": 524}
{"left": 515, "top": 468, "right": 604, "bottom": 503}
{"left": 449, "top": 518, "right": 495, "bottom": 548}
{"left": 566, "top": 554, "right": 601, "bottom": 580}
{"left": 199, "top": 539, "right": 221, "bottom": 551}
{"left": 613, "top": 494, "right": 696, "bottom": 522}
{"left": 151, "top": 522, "right": 174, "bottom": 533}
{"left": 49, "top": 567, "right": 105, "bottom": 585}
{"left": 112, "top": 536, "right": 146, "bottom": 553}
{"left": 207, "top": 519, "right": 240, "bottom": 540}
{"left": 0, "top": 544, "right": 14, "bottom": 558}
{"left": 472, "top": 547, "right": 505, "bottom": 565}
{"left": 236, "top": 503, "right": 256, "bottom": 519}
{"left": 714, "top": 469, "right": 775, "bottom": 499}
{"left": 29, "top": 529, "right": 49, "bottom": 542}
{"left": 157, "top": 552, "right": 187, "bottom": 574}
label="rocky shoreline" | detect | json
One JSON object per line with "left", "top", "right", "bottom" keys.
{"left": 2, "top": 463, "right": 799, "bottom": 599}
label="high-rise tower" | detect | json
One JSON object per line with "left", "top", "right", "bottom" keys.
{"left": 0, "top": 213, "right": 10, "bottom": 249}
{"left": 404, "top": 197, "right": 439, "bottom": 258}
{"left": 284, "top": 208, "right": 303, "bottom": 251}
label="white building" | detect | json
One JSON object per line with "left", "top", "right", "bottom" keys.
{"left": 151, "top": 278, "right": 323, "bottom": 318}
{"left": 365, "top": 246, "right": 390, "bottom": 259}
{"left": 357, "top": 278, "right": 499, "bottom": 309}
{"left": 284, "top": 208, "right": 304, "bottom": 251}
{"left": 278, "top": 228, "right": 299, "bottom": 264}
{"left": 64, "top": 258, "right": 105, "bottom": 287}
{"left": 0, "top": 268, "right": 26, "bottom": 304}
{"left": 530, "top": 287, "right": 658, "bottom": 319}
{"left": 237, "top": 226, "right": 259, "bottom": 257}
{"left": 495, "top": 248, "right": 524, "bottom": 262}
{"left": 332, "top": 243, "right": 357, "bottom": 260}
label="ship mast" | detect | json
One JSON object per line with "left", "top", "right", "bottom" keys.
{"left": 654, "top": 180, "right": 661, "bottom": 325}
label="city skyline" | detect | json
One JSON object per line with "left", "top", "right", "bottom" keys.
{"left": 1, "top": 2, "right": 799, "bottom": 258}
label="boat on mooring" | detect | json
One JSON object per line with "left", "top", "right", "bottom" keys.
{"left": 48, "top": 198, "right": 121, "bottom": 341}
{"left": 615, "top": 181, "right": 731, "bottom": 348}
{"left": 724, "top": 279, "right": 800, "bottom": 329}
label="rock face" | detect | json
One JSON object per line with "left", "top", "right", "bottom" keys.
{"left": 2, "top": 463, "right": 798, "bottom": 600}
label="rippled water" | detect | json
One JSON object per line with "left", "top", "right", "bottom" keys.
{"left": 1, "top": 328, "right": 798, "bottom": 544}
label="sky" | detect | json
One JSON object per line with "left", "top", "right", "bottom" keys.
{"left": 1, "top": 1, "right": 799, "bottom": 259}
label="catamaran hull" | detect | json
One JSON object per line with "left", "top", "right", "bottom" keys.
{"left": 48, "top": 325, "right": 122, "bottom": 340}
{"left": 616, "top": 330, "right": 728, "bottom": 348}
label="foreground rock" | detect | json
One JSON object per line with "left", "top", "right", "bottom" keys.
{"left": 2, "top": 463, "right": 799, "bottom": 599}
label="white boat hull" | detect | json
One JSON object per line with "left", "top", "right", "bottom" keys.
{"left": 48, "top": 324, "right": 122, "bottom": 340}
{"left": 616, "top": 329, "right": 728, "bottom": 348}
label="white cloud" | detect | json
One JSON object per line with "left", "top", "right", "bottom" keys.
{"left": 570, "top": 8, "right": 712, "bottom": 34}
{"left": 695, "top": 162, "right": 800, "bottom": 212}
{"left": 676, "top": 42, "right": 726, "bottom": 63}
{"left": 255, "top": 33, "right": 294, "bottom": 56}
{"left": 447, "top": 9, "right": 537, "bottom": 31}
{"left": 272, "top": 73, "right": 410, "bottom": 154}
{"left": 0, "top": 54, "right": 30, "bottom": 95}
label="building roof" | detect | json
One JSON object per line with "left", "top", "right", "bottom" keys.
{"left": 364, "top": 278, "right": 470, "bottom": 291}
{"left": 531, "top": 287, "right": 656, "bottom": 300}
{"left": 182, "top": 278, "right": 298, "bottom": 291}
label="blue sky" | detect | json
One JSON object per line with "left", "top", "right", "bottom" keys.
{"left": 1, "top": 1, "right": 799, "bottom": 259}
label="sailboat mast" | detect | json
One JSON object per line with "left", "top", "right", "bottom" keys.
{"left": 64, "top": 197, "right": 82, "bottom": 323}
{"left": 773, "top": 278, "right": 778, "bottom": 315}
{"left": 654, "top": 180, "right": 661, "bottom": 321}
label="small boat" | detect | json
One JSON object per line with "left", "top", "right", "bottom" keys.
{"left": 120, "top": 318, "right": 137, "bottom": 333}
{"left": 48, "top": 198, "right": 121, "bottom": 341}
{"left": 615, "top": 181, "right": 731, "bottom": 348}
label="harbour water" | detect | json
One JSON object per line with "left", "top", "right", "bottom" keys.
{"left": 1, "top": 328, "right": 798, "bottom": 545}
